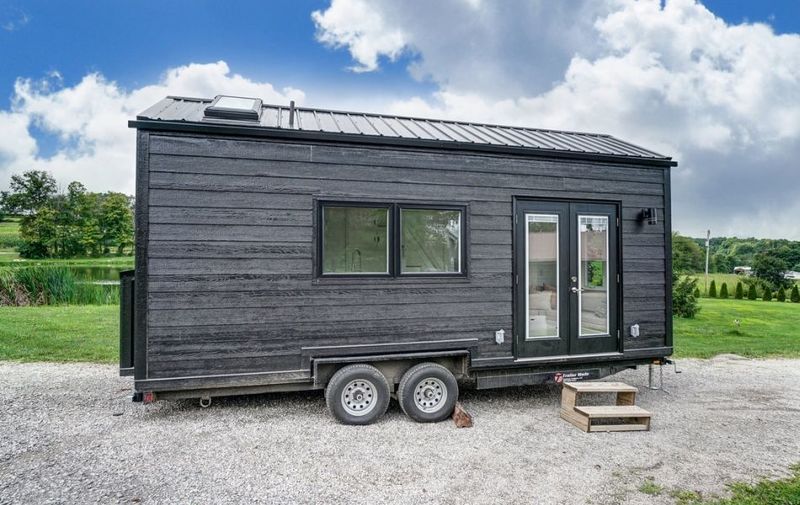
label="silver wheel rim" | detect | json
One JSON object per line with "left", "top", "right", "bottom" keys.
{"left": 414, "top": 377, "right": 448, "bottom": 413}
{"left": 341, "top": 379, "right": 378, "bottom": 417}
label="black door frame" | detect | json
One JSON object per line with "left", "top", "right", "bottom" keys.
{"left": 513, "top": 197, "right": 623, "bottom": 359}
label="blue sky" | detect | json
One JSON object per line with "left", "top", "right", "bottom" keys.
{"left": 2, "top": 0, "right": 800, "bottom": 239}
{"left": 0, "top": 0, "right": 433, "bottom": 106}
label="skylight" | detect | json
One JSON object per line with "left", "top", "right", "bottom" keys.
{"left": 204, "top": 95, "right": 262, "bottom": 121}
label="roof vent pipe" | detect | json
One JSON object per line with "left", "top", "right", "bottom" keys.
{"left": 289, "top": 100, "right": 295, "bottom": 128}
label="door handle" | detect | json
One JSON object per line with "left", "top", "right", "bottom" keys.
{"left": 571, "top": 287, "right": 584, "bottom": 293}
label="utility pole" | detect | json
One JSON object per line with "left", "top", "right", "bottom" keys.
{"left": 704, "top": 229, "right": 711, "bottom": 294}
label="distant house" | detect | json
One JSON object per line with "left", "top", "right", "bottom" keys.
{"left": 734, "top": 266, "right": 752, "bottom": 276}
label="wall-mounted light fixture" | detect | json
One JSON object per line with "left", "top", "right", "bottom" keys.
{"left": 639, "top": 208, "right": 658, "bottom": 225}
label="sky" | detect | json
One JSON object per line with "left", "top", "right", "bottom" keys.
{"left": 1, "top": 0, "right": 799, "bottom": 239}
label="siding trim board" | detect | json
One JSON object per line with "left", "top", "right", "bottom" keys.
{"left": 130, "top": 105, "right": 673, "bottom": 397}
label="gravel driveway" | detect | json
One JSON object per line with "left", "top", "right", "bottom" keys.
{"left": 1, "top": 356, "right": 799, "bottom": 505}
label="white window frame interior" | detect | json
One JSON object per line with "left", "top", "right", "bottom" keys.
{"left": 525, "top": 213, "right": 559, "bottom": 340}
{"left": 399, "top": 208, "right": 462, "bottom": 275}
{"left": 577, "top": 214, "right": 610, "bottom": 336}
{"left": 321, "top": 205, "right": 390, "bottom": 275}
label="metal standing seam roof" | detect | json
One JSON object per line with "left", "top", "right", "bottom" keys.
{"left": 134, "top": 96, "right": 674, "bottom": 164}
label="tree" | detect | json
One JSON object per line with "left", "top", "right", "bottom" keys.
{"left": 693, "top": 287, "right": 701, "bottom": 298}
{"left": 672, "top": 233, "right": 705, "bottom": 273}
{"left": 99, "top": 193, "right": 134, "bottom": 255}
{"left": 777, "top": 287, "right": 786, "bottom": 302}
{"left": 708, "top": 280, "right": 717, "bottom": 298}
{"left": 735, "top": 282, "right": 744, "bottom": 299}
{"left": 0, "top": 170, "right": 57, "bottom": 216}
{"left": 762, "top": 286, "right": 772, "bottom": 301}
{"left": 747, "top": 284, "right": 758, "bottom": 300}
{"left": 719, "top": 282, "right": 728, "bottom": 299}
{"left": 673, "top": 276, "right": 700, "bottom": 318}
{"left": 791, "top": 285, "right": 800, "bottom": 303}
{"left": 752, "top": 252, "right": 790, "bottom": 291}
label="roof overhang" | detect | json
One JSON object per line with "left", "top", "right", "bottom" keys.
{"left": 129, "top": 119, "right": 678, "bottom": 168}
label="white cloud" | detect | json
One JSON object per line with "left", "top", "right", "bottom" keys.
{"left": 313, "top": 0, "right": 800, "bottom": 239}
{"left": 0, "top": 61, "right": 304, "bottom": 195}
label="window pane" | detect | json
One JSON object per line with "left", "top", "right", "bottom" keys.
{"left": 400, "top": 209, "right": 461, "bottom": 273}
{"left": 578, "top": 215, "right": 609, "bottom": 335}
{"left": 322, "top": 207, "right": 389, "bottom": 274}
{"left": 527, "top": 214, "right": 559, "bottom": 339}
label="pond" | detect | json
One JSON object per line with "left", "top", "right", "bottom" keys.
{"left": 71, "top": 266, "right": 132, "bottom": 284}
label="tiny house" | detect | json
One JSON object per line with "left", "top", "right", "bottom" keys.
{"left": 122, "top": 95, "right": 675, "bottom": 424}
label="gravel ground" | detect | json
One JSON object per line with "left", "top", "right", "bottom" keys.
{"left": 1, "top": 356, "right": 799, "bottom": 505}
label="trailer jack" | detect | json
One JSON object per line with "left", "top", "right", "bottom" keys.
{"left": 646, "top": 358, "right": 681, "bottom": 391}
{"left": 199, "top": 396, "right": 212, "bottom": 408}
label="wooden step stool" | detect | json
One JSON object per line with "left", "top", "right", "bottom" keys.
{"left": 560, "top": 382, "right": 651, "bottom": 432}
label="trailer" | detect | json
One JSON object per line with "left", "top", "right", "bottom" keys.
{"left": 122, "top": 95, "right": 676, "bottom": 424}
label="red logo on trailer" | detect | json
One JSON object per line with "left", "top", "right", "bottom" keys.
{"left": 554, "top": 373, "right": 563, "bottom": 384}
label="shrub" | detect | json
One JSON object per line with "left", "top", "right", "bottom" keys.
{"left": 762, "top": 287, "right": 772, "bottom": 301}
{"left": 693, "top": 287, "right": 701, "bottom": 298}
{"left": 735, "top": 281, "right": 744, "bottom": 300}
{"left": 791, "top": 285, "right": 800, "bottom": 303}
{"left": 719, "top": 282, "right": 729, "bottom": 299}
{"left": 777, "top": 287, "right": 786, "bottom": 302}
{"left": 673, "top": 276, "right": 700, "bottom": 318}
{"left": 708, "top": 280, "right": 717, "bottom": 298}
{"left": 747, "top": 284, "right": 758, "bottom": 300}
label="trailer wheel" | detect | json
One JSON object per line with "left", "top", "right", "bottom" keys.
{"left": 397, "top": 362, "right": 458, "bottom": 423}
{"left": 325, "top": 364, "right": 390, "bottom": 425}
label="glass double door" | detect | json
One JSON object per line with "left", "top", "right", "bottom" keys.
{"left": 514, "top": 200, "right": 619, "bottom": 358}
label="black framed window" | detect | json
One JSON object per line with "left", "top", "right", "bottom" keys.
{"left": 321, "top": 205, "right": 390, "bottom": 275}
{"left": 400, "top": 208, "right": 462, "bottom": 274}
{"left": 318, "top": 202, "right": 466, "bottom": 277}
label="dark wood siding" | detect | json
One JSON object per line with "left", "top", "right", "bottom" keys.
{"left": 144, "top": 134, "right": 667, "bottom": 379}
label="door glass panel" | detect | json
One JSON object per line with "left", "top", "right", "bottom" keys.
{"left": 526, "top": 214, "right": 559, "bottom": 339}
{"left": 578, "top": 216, "right": 609, "bottom": 335}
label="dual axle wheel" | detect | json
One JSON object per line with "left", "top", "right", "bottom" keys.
{"left": 325, "top": 362, "right": 458, "bottom": 425}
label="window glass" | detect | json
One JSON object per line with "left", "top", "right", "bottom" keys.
{"left": 322, "top": 207, "right": 389, "bottom": 274}
{"left": 400, "top": 209, "right": 461, "bottom": 273}
{"left": 578, "top": 215, "right": 609, "bottom": 335}
{"left": 526, "top": 214, "right": 559, "bottom": 339}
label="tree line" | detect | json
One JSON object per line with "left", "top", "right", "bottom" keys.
{"left": 673, "top": 233, "right": 800, "bottom": 274}
{"left": 0, "top": 171, "right": 134, "bottom": 258}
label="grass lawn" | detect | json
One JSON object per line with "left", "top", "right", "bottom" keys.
{"left": 674, "top": 298, "right": 800, "bottom": 358}
{"left": 0, "top": 305, "right": 118, "bottom": 363}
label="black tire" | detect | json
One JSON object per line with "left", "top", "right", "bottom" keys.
{"left": 397, "top": 362, "right": 458, "bottom": 423}
{"left": 325, "top": 364, "right": 390, "bottom": 425}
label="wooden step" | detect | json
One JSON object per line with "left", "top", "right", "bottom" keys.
{"left": 563, "top": 381, "right": 638, "bottom": 393}
{"left": 574, "top": 405, "right": 651, "bottom": 419}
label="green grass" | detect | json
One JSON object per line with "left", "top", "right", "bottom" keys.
{"left": 639, "top": 478, "right": 664, "bottom": 496}
{"left": 674, "top": 298, "right": 800, "bottom": 358}
{"left": 667, "top": 464, "right": 800, "bottom": 504}
{"left": 0, "top": 305, "right": 118, "bottom": 363}
{"left": 0, "top": 217, "right": 21, "bottom": 259}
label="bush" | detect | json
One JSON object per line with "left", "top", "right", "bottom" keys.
{"left": 777, "top": 287, "right": 786, "bottom": 302}
{"left": 762, "top": 286, "right": 772, "bottom": 301}
{"left": 792, "top": 285, "right": 800, "bottom": 303}
{"left": 719, "top": 282, "right": 729, "bottom": 299}
{"left": 693, "top": 287, "right": 701, "bottom": 298}
{"left": 708, "top": 279, "right": 717, "bottom": 298}
{"left": 747, "top": 284, "right": 758, "bottom": 300}
{"left": 735, "top": 281, "right": 744, "bottom": 300}
{"left": 673, "top": 276, "right": 700, "bottom": 318}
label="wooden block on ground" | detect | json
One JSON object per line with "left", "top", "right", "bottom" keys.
{"left": 452, "top": 402, "right": 473, "bottom": 428}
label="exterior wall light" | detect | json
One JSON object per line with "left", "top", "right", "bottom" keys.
{"left": 639, "top": 208, "right": 658, "bottom": 225}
